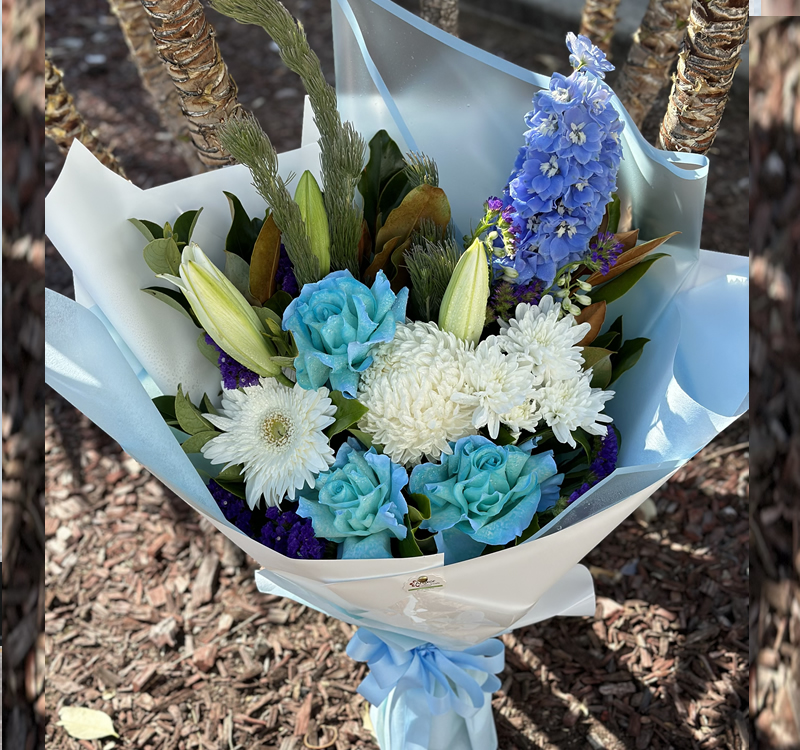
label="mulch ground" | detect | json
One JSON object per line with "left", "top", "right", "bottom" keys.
{"left": 750, "top": 17, "right": 800, "bottom": 750}
{"left": 35, "top": 1, "right": 748, "bottom": 749}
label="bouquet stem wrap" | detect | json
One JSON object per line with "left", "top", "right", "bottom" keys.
{"left": 347, "top": 628, "right": 505, "bottom": 750}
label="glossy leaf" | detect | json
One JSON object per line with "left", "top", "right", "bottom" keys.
{"left": 129, "top": 217, "right": 162, "bottom": 242}
{"left": 572, "top": 428, "right": 592, "bottom": 461}
{"left": 586, "top": 231, "right": 679, "bottom": 286}
{"left": 249, "top": 213, "right": 282, "bottom": 304}
{"left": 326, "top": 390, "right": 369, "bottom": 438}
{"left": 181, "top": 430, "right": 218, "bottom": 454}
{"left": 363, "top": 235, "right": 402, "bottom": 285}
{"left": 263, "top": 290, "right": 293, "bottom": 318}
{"left": 348, "top": 428, "right": 381, "bottom": 451}
{"left": 610, "top": 337, "right": 649, "bottom": 385}
{"left": 575, "top": 301, "right": 606, "bottom": 347}
{"left": 224, "top": 251, "right": 257, "bottom": 304}
{"left": 143, "top": 236, "right": 181, "bottom": 275}
{"left": 173, "top": 208, "right": 203, "bottom": 247}
{"left": 358, "top": 130, "right": 407, "bottom": 239}
{"left": 152, "top": 395, "right": 180, "bottom": 428}
{"left": 223, "top": 191, "right": 263, "bottom": 262}
{"left": 396, "top": 515, "right": 424, "bottom": 557}
{"left": 590, "top": 253, "right": 669, "bottom": 305}
{"left": 142, "top": 286, "right": 198, "bottom": 325}
{"left": 377, "top": 169, "right": 414, "bottom": 224}
{"left": 175, "top": 385, "right": 213, "bottom": 435}
{"left": 581, "top": 346, "right": 613, "bottom": 389}
{"left": 606, "top": 194, "right": 621, "bottom": 234}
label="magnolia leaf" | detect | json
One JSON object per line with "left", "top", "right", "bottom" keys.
{"left": 408, "top": 493, "right": 432, "bottom": 523}
{"left": 359, "top": 130, "right": 408, "bottom": 240}
{"left": 181, "top": 430, "right": 219, "bottom": 454}
{"left": 143, "top": 237, "right": 181, "bottom": 275}
{"left": 571, "top": 428, "right": 592, "bottom": 461}
{"left": 575, "top": 301, "right": 606, "bottom": 347}
{"left": 610, "top": 337, "right": 649, "bottom": 385}
{"left": 326, "top": 391, "right": 369, "bottom": 438}
{"left": 358, "top": 218, "right": 372, "bottom": 272}
{"left": 142, "top": 286, "right": 198, "bottom": 326}
{"left": 581, "top": 346, "right": 614, "bottom": 389}
{"left": 388, "top": 236, "right": 413, "bottom": 292}
{"left": 590, "top": 254, "right": 669, "bottom": 305}
{"left": 173, "top": 208, "right": 203, "bottom": 247}
{"left": 175, "top": 385, "right": 213, "bottom": 435}
{"left": 373, "top": 184, "right": 451, "bottom": 267}
{"left": 197, "top": 332, "right": 219, "bottom": 366}
{"left": 249, "top": 213, "right": 281, "bottom": 304}
{"left": 396, "top": 515, "right": 424, "bottom": 557}
{"left": 363, "top": 235, "right": 402, "bottom": 285}
{"left": 587, "top": 231, "right": 679, "bottom": 286}
{"left": 377, "top": 169, "right": 414, "bottom": 224}
{"left": 223, "top": 191, "right": 263, "bottom": 262}
{"left": 606, "top": 194, "right": 621, "bottom": 234}
{"left": 57, "top": 707, "right": 119, "bottom": 740}
{"left": 129, "top": 217, "right": 162, "bottom": 242}
{"left": 613, "top": 229, "right": 640, "bottom": 254}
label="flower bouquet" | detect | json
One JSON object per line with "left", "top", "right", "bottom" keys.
{"left": 45, "top": 0, "right": 748, "bottom": 747}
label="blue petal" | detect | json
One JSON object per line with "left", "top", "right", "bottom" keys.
{"left": 341, "top": 532, "right": 393, "bottom": 559}
{"left": 436, "top": 528, "right": 487, "bottom": 565}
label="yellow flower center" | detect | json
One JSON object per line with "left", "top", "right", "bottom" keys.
{"left": 261, "top": 410, "right": 294, "bottom": 450}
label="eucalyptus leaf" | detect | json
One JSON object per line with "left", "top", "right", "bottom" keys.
{"left": 142, "top": 286, "right": 198, "bottom": 325}
{"left": 326, "top": 391, "right": 369, "bottom": 438}
{"left": 173, "top": 208, "right": 203, "bottom": 246}
{"left": 590, "top": 254, "right": 668, "bottom": 304}
{"left": 610, "top": 337, "right": 649, "bottom": 385}
{"left": 129, "top": 217, "right": 162, "bottom": 242}
{"left": 143, "top": 236, "right": 181, "bottom": 275}
{"left": 175, "top": 385, "right": 213, "bottom": 435}
{"left": 223, "top": 191, "right": 264, "bottom": 262}
{"left": 181, "top": 430, "right": 219, "bottom": 454}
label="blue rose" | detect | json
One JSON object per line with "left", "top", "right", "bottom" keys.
{"left": 297, "top": 440, "right": 409, "bottom": 559}
{"left": 282, "top": 270, "right": 409, "bottom": 398}
{"left": 409, "top": 435, "right": 562, "bottom": 563}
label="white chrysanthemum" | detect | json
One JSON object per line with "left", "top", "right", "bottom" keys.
{"left": 452, "top": 340, "right": 533, "bottom": 439}
{"left": 202, "top": 378, "right": 336, "bottom": 508}
{"left": 535, "top": 371, "right": 613, "bottom": 447}
{"left": 498, "top": 296, "right": 590, "bottom": 382}
{"left": 358, "top": 321, "right": 475, "bottom": 466}
{"left": 499, "top": 398, "right": 541, "bottom": 438}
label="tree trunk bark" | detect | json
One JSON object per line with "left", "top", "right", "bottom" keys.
{"left": 657, "top": 0, "right": 748, "bottom": 154}
{"left": 107, "top": 0, "right": 206, "bottom": 173}
{"left": 579, "top": 0, "right": 622, "bottom": 55}
{"left": 615, "top": 0, "right": 691, "bottom": 130}
{"left": 419, "top": 0, "right": 459, "bottom": 37}
{"left": 141, "top": 0, "right": 244, "bottom": 168}
{"left": 44, "top": 56, "right": 127, "bottom": 178}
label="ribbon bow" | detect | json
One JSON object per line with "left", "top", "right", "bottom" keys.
{"left": 347, "top": 628, "right": 505, "bottom": 749}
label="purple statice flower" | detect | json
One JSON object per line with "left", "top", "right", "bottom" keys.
{"left": 487, "top": 279, "right": 544, "bottom": 323}
{"left": 259, "top": 506, "right": 325, "bottom": 559}
{"left": 589, "top": 231, "right": 624, "bottom": 275}
{"left": 276, "top": 246, "right": 299, "bottom": 296}
{"left": 209, "top": 480, "right": 253, "bottom": 534}
{"left": 565, "top": 32, "right": 615, "bottom": 79}
{"left": 569, "top": 428, "right": 619, "bottom": 503}
{"left": 205, "top": 335, "right": 260, "bottom": 390}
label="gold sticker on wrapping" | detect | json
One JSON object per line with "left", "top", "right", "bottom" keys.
{"left": 404, "top": 574, "right": 445, "bottom": 592}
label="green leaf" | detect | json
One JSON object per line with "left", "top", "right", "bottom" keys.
{"left": 358, "top": 130, "right": 408, "bottom": 240}
{"left": 129, "top": 217, "right": 163, "bottom": 242}
{"left": 348, "top": 428, "right": 380, "bottom": 451}
{"left": 408, "top": 493, "right": 432, "bottom": 526}
{"left": 173, "top": 208, "right": 203, "bottom": 246}
{"left": 143, "top": 236, "right": 181, "bottom": 275}
{"left": 590, "top": 253, "right": 669, "bottom": 305}
{"left": 326, "top": 391, "right": 369, "bottom": 438}
{"left": 495, "top": 424, "right": 517, "bottom": 446}
{"left": 142, "top": 286, "right": 199, "bottom": 325}
{"left": 223, "top": 191, "right": 263, "bottom": 262}
{"left": 263, "top": 290, "right": 293, "bottom": 318}
{"left": 213, "top": 478, "right": 247, "bottom": 499}
{"left": 571, "top": 428, "right": 592, "bottom": 461}
{"left": 592, "top": 329, "right": 620, "bottom": 351}
{"left": 181, "top": 430, "right": 218, "bottom": 454}
{"left": 396, "top": 515, "right": 424, "bottom": 557}
{"left": 376, "top": 170, "right": 414, "bottom": 225}
{"left": 175, "top": 385, "right": 213, "bottom": 435}
{"left": 606, "top": 194, "right": 621, "bottom": 234}
{"left": 581, "top": 346, "right": 614, "bottom": 389}
{"left": 57, "top": 706, "right": 119, "bottom": 740}
{"left": 197, "top": 332, "right": 219, "bottom": 366}
{"left": 216, "top": 464, "right": 244, "bottom": 482}
{"left": 610, "top": 337, "right": 649, "bottom": 385}
{"left": 152, "top": 395, "right": 180, "bottom": 427}
{"left": 201, "top": 393, "right": 218, "bottom": 416}
{"left": 224, "top": 251, "right": 255, "bottom": 301}
{"left": 270, "top": 355, "right": 296, "bottom": 367}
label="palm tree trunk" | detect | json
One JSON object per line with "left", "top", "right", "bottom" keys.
{"left": 419, "top": 0, "right": 459, "bottom": 36}
{"left": 615, "top": 0, "right": 691, "bottom": 129}
{"left": 657, "top": 0, "right": 748, "bottom": 154}
{"left": 579, "top": 0, "right": 622, "bottom": 55}
{"left": 141, "top": 0, "right": 244, "bottom": 168}
{"left": 44, "top": 56, "right": 127, "bottom": 178}
{"left": 107, "top": 0, "right": 206, "bottom": 173}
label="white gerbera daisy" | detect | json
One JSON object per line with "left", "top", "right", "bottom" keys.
{"left": 535, "top": 371, "right": 613, "bottom": 447}
{"left": 202, "top": 378, "right": 336, "bottom": 508}
{"left": 452, "top": 339, "right": 533, "bottom": 439}
{"left": 358, "top": 321, "right": 475, "bottom": 466}
{"left": 498, "top": 296, "right": 590, "bottom": 382}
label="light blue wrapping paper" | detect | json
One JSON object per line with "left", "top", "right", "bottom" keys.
{"left": 45, "top": 4, "right": 748, "bottom": 748}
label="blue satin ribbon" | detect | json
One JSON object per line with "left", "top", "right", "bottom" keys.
{"left": 347, "top": 628, "right": 505, "bottom": 749}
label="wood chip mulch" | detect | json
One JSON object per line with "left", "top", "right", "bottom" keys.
{"left": 751, "top": 17, "right": 800, "bottom": 750}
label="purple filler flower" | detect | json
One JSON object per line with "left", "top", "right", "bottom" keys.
{"left": 569, "top": 428, "right": 619, "bottom": 503}
{"left": 209, "top": 480, "right": 253, "bottom": 534}
{"left": 276, "top": 246, "right": 299, "bottom": 297}
{"left": 205, "top": 334, "right": 260, "bottom": 390}
{"left": 260, "top": 506, "right": 325, "bottom": 559}
{"left": 590, "top": 232, "right": 624, "bottom": 275}
{"left": 486, "top": 196, "right": 504, "bottom": 212}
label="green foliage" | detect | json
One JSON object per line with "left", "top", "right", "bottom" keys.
{"left": 141, "top": 286, "right": 199, "bottom": 326}
{"left": 223, "top": 192, "right": 264, "bottom": 262}
{"left": 359, "top": 130, "right": 407, "bottom": 241}
{"left": 590, "top": 253, "right": 668, "bottom": 304}
{"left": 325, "top": 391, "right": 369, "bottom": 438}
{"left": 405, "top": 237, "right": 460, "bottom": 320}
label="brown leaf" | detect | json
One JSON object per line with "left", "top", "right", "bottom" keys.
{"left": 586, "top": 231, "right": 680, "bottom": 286}
{"left": 363, "top": 235, "right": 401, "bottom": 286}
{"left": 575, "top": 301, "right": 607, "bottom": 346}
{"left": 357, "top": 219, "right": 371, "bottom": 273}
{"left": 249, "top": 213, "right": 281, "bottom": 304}
{"left": 373, "top": 184, "right": 450, "bottom": 263}
{"left": 614, "top": 229, "right": 640, "bottom": 253}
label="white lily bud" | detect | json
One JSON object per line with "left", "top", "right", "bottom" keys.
{"left": 438, "top": 237, "right": 491, "bottom": 344}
